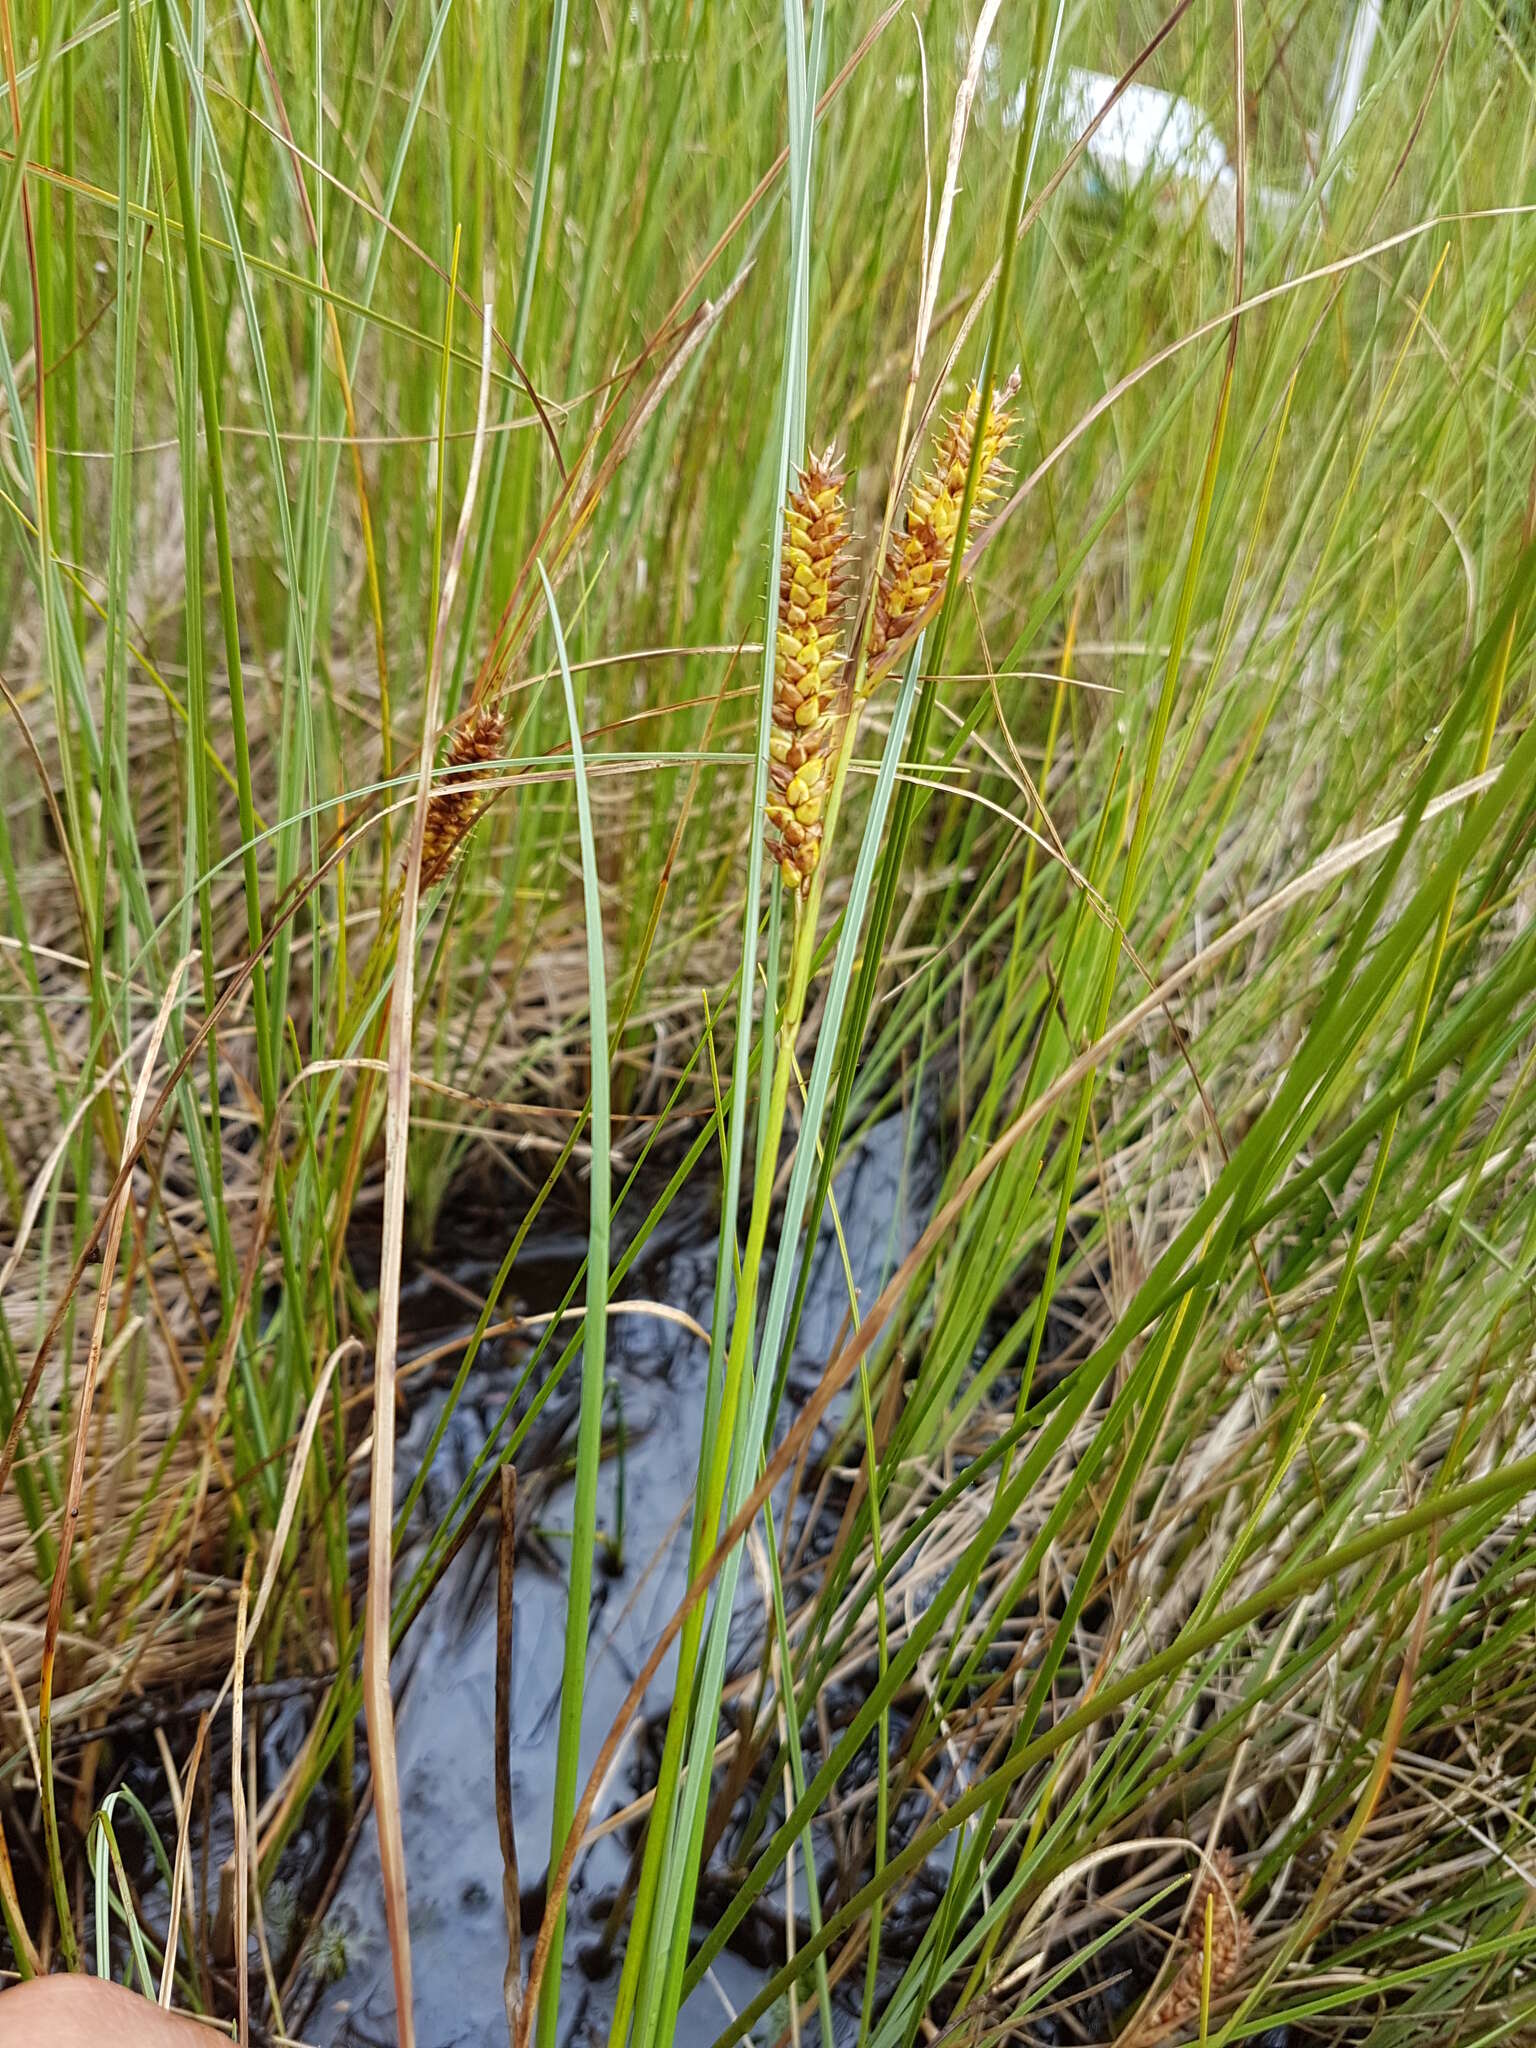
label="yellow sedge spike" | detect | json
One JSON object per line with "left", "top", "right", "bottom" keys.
{"left": 765, "top": 450, "right": 852, "bottom": 897}
{"left": 864, "top": 369, "right": 1020, "bottom": 693}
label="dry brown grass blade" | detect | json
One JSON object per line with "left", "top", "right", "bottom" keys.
{"left": 362, "top": 254, "right": 496, "bottom": 2048}
{"left": 0, "top": 1800, "right": 41, "bottom": 1976}
{"left": 35, "top": 953, "right": 189, "bottom": 1963}
{"left": 0, "top": 1637, "right": 47, "bottom": 1969}
{"left": 496, "top": 1467, "right": 522, "bottom": 2048}
{"left": 362, "top": 654, "right": 427, "bottom": 2048}
{"left": 248, "top": 1721, "right": 285, "bottom": 2033}
{"left": 0, "top": 1019, "right": 149, "bottom": 1299}
{"left": 248, "top": 1341, "right": 358, "bottom": 1654}
{"left": 232, "top": 1560, "right": 252, "bottom": 2047}
{"left": 0, "top": 1636, "right": 41, "bottom": 1788}
{"left": 160, "top": 1711, "right": 210, "bottom": 2006}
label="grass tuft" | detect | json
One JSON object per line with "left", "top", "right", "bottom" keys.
{"left": 2, "top": 3, "right": 1535, "bottom": 2043}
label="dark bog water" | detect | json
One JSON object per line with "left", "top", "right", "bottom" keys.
{"left": 304, "top": 1112, "right": 929, "bottom": 2048}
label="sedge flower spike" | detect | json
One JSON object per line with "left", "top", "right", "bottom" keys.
{"left": 420, "top": 702, "right": 506, "bottom": 886}
{"left": 1134, "top": 1850, "right": 1249, "bottom": 2042}
{"left": 864, "top": 369, "right": 1021, "bottom": 693}
{"left": 765, "top": 450, "right": 852, "bottom": 896}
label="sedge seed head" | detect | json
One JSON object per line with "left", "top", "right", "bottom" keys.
{"left": 1141, "top": 1850, "right": 1248, "bottom": 2039}
{"left": 420, "top": 703, "right": 505, "bottom": 885}
{"left": 863, "top": 370, "right": 1020, "bottom": 694}
{"left": 765, "top": 449, "right": 851, "bottom": 897}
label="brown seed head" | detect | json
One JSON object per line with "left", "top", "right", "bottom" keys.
{"left": 863, "top": 370, "right": 1020, "bottom": 694}
{"left": 420, "top": 702, "right": 505, "bottom": 886}
{"left": 1138, "top": 1849, "right": 1248, "bottom": 2042}
{"left": 765, "top": 449, "right": 851, "bottom": 896}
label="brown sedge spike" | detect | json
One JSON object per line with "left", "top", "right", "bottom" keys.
{"left": 1137, "top": 1849, "right": 1249, "bottom": 2041}
{"left": 420, "top": 701, "right": 506, "bottom": 886}
{"left": 863, "top": 369, "right": 1021, "bottom": 694}
{"left": 765, "top": 449, "right": 852, "bottom": 897}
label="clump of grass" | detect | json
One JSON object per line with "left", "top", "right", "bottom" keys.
{"left": 3, "top": 2, "right": 1536, "bottom": 2043}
